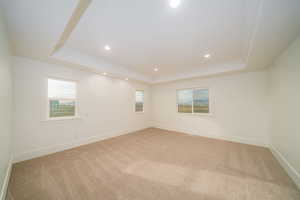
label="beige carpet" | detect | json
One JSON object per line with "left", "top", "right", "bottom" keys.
{"left": 6, "top": 128, "right": 300, "bottom": 200}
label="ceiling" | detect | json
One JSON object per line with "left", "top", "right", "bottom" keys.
{"left": 1, "top": 0, "right": 300, "bottom": 83}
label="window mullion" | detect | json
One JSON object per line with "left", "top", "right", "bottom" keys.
{"left": 192, "top": 89, "right": 194, "bottom": 114}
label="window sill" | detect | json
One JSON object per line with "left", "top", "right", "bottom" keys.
{"left": 177, "top": 112, "right": 213, "bottom": 117}
{"left": 135, "top": 111, "right": 144, "bottom": 114}
{"left": 41, "top": 116, "right": 81, "bottom": 122}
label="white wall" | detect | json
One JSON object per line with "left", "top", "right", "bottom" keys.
{"left": 0, "top": 12, "right": 13, "bottom": 199}
{"left": 151, "top": 71, "right": 269, "bottom": 147}
{"left": 268, "top": 35, "right": 300, "bottom": 188}
{"left": 13, "top": 57, "right": 151, "bottom": 162}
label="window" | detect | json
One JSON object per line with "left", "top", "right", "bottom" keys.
{"left": 177, "top": 88, "right": 210, "bottom": 114}
{"left": 47, "top": 78, "right": 77, "bottom": 118}
{"left": 135, "top": 90, "right": 144, "bottom": 112}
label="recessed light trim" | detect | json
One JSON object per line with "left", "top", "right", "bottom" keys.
{"left": 104, "top": 45, "right": 111, "bottom": 51}
{"left": 125, "top": 78, "right": 129, "bottom": 81}
{"left": 204, "top": 54, "right": 211, "bottom": 58}
{"left": 154, "top": 68, "right": 159, "bottom": 72}
{"left": 169, "top": 0, "right": 181, "bottom": 8}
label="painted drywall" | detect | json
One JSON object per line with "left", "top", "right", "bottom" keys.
{"left": 151, "top": 71, "right": 269, "bottom": 146}
{"left": 13, "top": 56, "right": 151, "bottom": 162}
{"left": 0, "top": 12, "right": 13, "bottom": 199}
{"left": 268, "top": 35, "right": 300, "bottom": 187}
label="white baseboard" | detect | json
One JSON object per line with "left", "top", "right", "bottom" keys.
{"left": 13, "top": 127, "right": 151, "bottom": 163}
{"left": 154, "top": 125, "right": 268, "bottom": 147}
{"left": 270, "top": 144, "right": 300, "bottom": 189}
{"left": 0, "top": 157, "right": 13, "bottom": 200}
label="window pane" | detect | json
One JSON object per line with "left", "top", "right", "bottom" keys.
{"left": 49, "top": 100, "right": 75, "bottom": 118}
{"left": 48, "top": 79, "right": 76, "bottom": 99}
{"left": 177, "top": 89, "right": 193, "bottom": 113}
{"left": 135, "top": 91, "right": 144, "bottom": 112}
{"left": 193, "top": 89, "right": 209, "bottom": 113}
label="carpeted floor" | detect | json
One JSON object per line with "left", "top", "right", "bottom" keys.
{"left": 6, "top": 128, "right": 300, "bottom": 200}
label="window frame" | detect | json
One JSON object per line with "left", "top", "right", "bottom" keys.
{"left": 135, "top": 90, "right": 144, "bottom": 113}
{"left": 46, "top": 77, "right": 79, "bottom": 120}
{"left": 176, "top": 87, "right": 212, "bottom": 116}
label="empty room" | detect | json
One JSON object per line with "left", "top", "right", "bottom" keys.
{"left": 1, "top": 0, "right": 300, "bottom": 199}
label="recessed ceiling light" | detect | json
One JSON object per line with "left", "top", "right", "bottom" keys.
{"left": 154, "top": 68, "right": 159, "bottom": 72}
{"left": 204, "top": 54, "right": 211, "bottom": 58}
{"left": 104, "top": 45, "right": 111, "bottom": 51}
{"left": 169, "top": 0, "right": 181, "bottom": 8}
{"left": 102, "top": 72, "right": 107, "bottom": 75}
{"left": 125, "top": 78, "right": 129, "bottom": 81}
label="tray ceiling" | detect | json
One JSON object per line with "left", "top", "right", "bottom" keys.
{"left": 1, "top": 0, "right": 300, "bottom": 83}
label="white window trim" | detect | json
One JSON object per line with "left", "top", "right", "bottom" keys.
{"left": 176, "top": 87, "right": 213, "bottom": 116}
{"left": 135, "top": 90, "right": 144, "bottom": 113}
{"left": 45, "top": 77, "right": 80, "bottom": 121}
